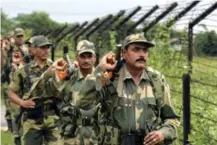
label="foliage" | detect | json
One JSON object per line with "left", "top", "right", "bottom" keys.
{"left": 1, "top": 10, "right": 16, "bottom": 38}
{"left": 194, "top": 30, "right": 217, "bottom": 56}
{"left": 15, "top": 11, "right": 61, "bottom": 35}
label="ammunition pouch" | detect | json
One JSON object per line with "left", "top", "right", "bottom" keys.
{"left": 81, "top": 117, "right": 93, "bottom": 126}
{"left": 24, "top": 98, "right": 56, "bottom": 120}
{"left": 25, "top": 98, "right": 44, "bottom": 119}
{"left": 98, "top": 122, "right": 121, "bottom": 145}
{"left": 60, "top": 105, "right": 78, "bottom": 137}
{"left": 121, "top": 129, "right": 146, "bottom": 145}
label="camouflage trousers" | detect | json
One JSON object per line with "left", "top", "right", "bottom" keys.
{"left": 63, "top": 126, "right": 98, "bottom": 145}
{"left": 22, "top": 115, "right": 62, "bottom": 145}
{"left": 11, "top": 102, "right": 22, "bottom": 137}
{"left": 1, "top": 83, "right": 12, "bottom": 120}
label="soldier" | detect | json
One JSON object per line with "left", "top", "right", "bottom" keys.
{"left": 1, "top": 32, "right": 14, "bottom": 133}
{"left": 7, "top": 28, "right": 29, "bottom": 145}
{"left": 74, "top": 33, "right": 180, "bottom": 145}
{"left": 8, "top": 35, "right": 61, "bottom": 145}
{"left": 25, "top": 36, "right": 37, "bottom": 62}
{"left": 44, "top": 40, "right": 98, "bottom": 145}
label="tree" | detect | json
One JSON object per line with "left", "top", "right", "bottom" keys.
{"left": 15, "top": 11, "right": 61, "bottom": 35}
{"left": 194, "top": 30, "right": 217, "bottom": 56}
{"left": 1, "top": 9, "right": 16, "bottom": 37}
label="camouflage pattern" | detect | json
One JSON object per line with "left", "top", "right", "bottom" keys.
{"left": 122, "top": 33, "right": 155, "bottom": 49}
{"left": 76, "top": 40, "right": 95, "bottom": 55}
{"left": 43, "top": 40, "right": 98, "bottom": 145}
{"left": 44, "top": 67, "right": 98, "bottom": 145}
{"left": 32, "top": 35, "right": 52, "bottom": 47}
{"left": 14, "top": 28, "right": 25, "bottom": 36}
{"left": 9, "top": 58, "right": 61, "bottom": 145}
{"left": 76, "top": 64, "right": 180, "bottom": 145}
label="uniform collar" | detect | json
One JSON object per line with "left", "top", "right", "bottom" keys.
{"left": 30, "top": 59, "right": 52, "bottom": 68}
{"left": 77, "top": 67, "right": 95, "bottom": 80}
{"left": 120, "top": 64, "right": 150, "bottom": 82}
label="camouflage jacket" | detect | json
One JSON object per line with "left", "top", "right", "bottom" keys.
{"left": 77, "top": 64, "right": 180, "bottom": 144}
{"left": 2, "top": 43, "right": 29, "bottom": 84}
{"left": 9, "top": 59, "right": 52, "bottom": 99}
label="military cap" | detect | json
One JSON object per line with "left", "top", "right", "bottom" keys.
{"left": 25, "top": 36, "right": 37, "bottom": 44}
{"left": 76, "top": 40, "right": 95, "bottom": 55}
{"left": 122, "top": 33, "right": 155, "bottom": 49}
{"left": 7, "top": 31, "right": 14, "bottom": 38}
{"left": 32, "top": 35, "right": 52, "bottom": 47}
{"left": 14, "top": 28, "right": 25, "bottom": 36}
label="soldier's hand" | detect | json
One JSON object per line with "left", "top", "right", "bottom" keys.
{"left": 20, "top": 98, "right": 36, "bottom": 109}
{"left": 144, "top": 131, "right": 164, "bottom": 145}
{"left": 52, "top": 58, "right": 67, "bottom": 71}
{"left": 12, "top": 51, "right": 24, "bottom": 65}
{"left": 98, "top": 52, "right": 117, "bottom": 71}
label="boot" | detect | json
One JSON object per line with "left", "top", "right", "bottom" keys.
{"left": 14, "top": 137, "right": 21, "bottom": 145}
{"left": 6, "top": 119, "right": 13, "bottom": 132}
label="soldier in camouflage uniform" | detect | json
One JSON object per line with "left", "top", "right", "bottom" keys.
{"left": 76, "top": 33, "right": 180, "bottom": 145}
{"left": 9, "top": 28, "right": 29, "bottom": 145}
{"left": 43, "top": 40, "right": 98, "bottom": 145}
{"left": 8, "top": 35, "right": 61, "bottom": 145}
{"left": 25, "top": 36, "right": 37, "bottom": 61}
{"left": 1, "top": 31, "right": 14, "bottom": 133}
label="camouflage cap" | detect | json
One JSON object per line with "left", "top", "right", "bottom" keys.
{"left": 32, "top": 35, "right": 52, "bottom": 47}
{"left": 25, "top": 36, "right": 37, "bottom": 44}
{"left": 76, "top": 40, "right": 95, "bottom": 55}
{"left": 7, "top": 31, "right": 14, "bottom": 38}
{"left": 122, "top": 33, "right": 155, "bottom": 49}
{"left": 14, "top": 28, "right": 25, "bottom": 36}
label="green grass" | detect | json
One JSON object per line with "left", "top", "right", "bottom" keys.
{"left": 1, "top": 131, "right": 13, "bottom": 145}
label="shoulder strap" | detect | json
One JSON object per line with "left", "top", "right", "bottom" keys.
{"left": 18, "top": 73, "right": 24, "bottom": 97}
{"left": 8, "top": 45, "right": 14, "bottom": 64}
{"left": 24, "top": 64, "right": 32, "bottom": 89}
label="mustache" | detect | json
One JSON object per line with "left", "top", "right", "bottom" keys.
{"left": 136, "top": 57, "right": 146, "bottom": 62}
{"left": 82, "top": 62, "right": 91, "bottom": 65}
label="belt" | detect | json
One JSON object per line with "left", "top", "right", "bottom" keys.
{"left": 81, "top": 117, "right": 94, "bottom": 126}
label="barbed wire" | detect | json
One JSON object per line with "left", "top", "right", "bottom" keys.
{"left": 173, "top": 104, "right": 217, "bottom": 124}
{"left": 191, "top": 127, "right": 217, "bottom": 142}
{"left": 191, "top": 79, "right": 217, "bottom": 88}
{"left": 171, "top": 89, "right": 217, "bottom": 107}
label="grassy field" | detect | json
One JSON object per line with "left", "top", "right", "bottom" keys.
{"left": 1, "top": 131, "right": 13, "bottom": 145}
{"left": 1, "top": 56, "right": 217, "bottom": 144}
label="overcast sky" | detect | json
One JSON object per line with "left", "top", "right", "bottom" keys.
{"left": 1, "top": 0, "right": 217, "bottom": 32}
{"left": 2, "top": 0, "right": 185, "bottom": 23}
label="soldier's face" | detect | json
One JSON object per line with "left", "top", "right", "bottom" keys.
{"left": 28, "top": 44, "right": 35, "bottom": 56}
{"left": 34, "top": 45, "right": 50, "bottom": 60}
{"left": 14, "top": 35, "right": 24, "bottom": 45}
{"left": 122, "top": 43, "right": 149, "bottom": 70}
{"left": 76, "top": 52, "right": 96, "bottom": 70}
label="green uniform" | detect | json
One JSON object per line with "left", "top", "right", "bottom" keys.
{"left": 9, "top": 44, "right": 29, "bottom": 140}
{"left": 44, "top": 39, "right": 98, "bottom": 145}
{"left": 76, "top": 64, "right": 180, "bottom": 145}
{"left": 44, "top": 68, "right": 98, "bottom": 145}
{"left": 9, "top": 59, "right": 61, "bottom": 145}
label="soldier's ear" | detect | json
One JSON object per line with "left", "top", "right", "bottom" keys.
{"left": 93, "top": 54, "right": 96, "bottom": 63}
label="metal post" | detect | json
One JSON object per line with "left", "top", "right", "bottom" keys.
{"left": 127, "top": 5, "right": 159, "bottom": 34}
{"left": 183, "top": 73, "right": 191, "bottom": 145}
{"left": 143, "top": 2, "right": 178, "bottom": 33}
{"left": 51, "top": 45, "right": 55, "bottom": 61}
{"left": 73, "top": 18, "right": 100, "bottom": 51}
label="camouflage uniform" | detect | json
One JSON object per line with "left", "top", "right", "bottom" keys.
{"left": 9, "top": 28, "right": 29, "bottom": 145}
{"left": 76, "top": 34, "right": 180, "bottom": 145}
{"left": 9, "top": 35, "right": 61, "bottom": 145}
{"left": 1, "top": 31, "right": 14, "bottom": 132}
{"left": 44, "top": 40, "right": 98, "bottom": 145}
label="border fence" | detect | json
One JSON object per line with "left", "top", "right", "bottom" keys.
{"left": 34, "top": 1, "right": 217, "bottom": 144}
